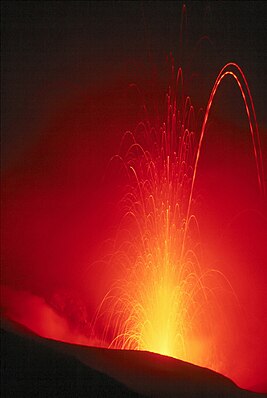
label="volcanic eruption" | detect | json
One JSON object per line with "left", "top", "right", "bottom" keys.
{"left": 1, "top": 2, "right": 267, "bottom": 396}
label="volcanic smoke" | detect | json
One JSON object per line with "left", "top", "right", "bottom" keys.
{"left": 1, "top": 3, "right": 266, "bottom": 394}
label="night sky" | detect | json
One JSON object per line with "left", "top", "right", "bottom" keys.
{"left": 2, "top": 1, "right": 267, "bottom": 167}
{"left": 2, "top": 1, "right": 267, "bottom": 392}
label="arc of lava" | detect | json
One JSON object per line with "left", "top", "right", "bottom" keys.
{"left": 182, "top": 63, "right": 265, "bottom": 259}
{"left": 192, "top": 62, "right": 264, "bottom": 208}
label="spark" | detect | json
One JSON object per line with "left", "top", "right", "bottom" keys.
{"left": 90, "top": 62, "right": 264, "bottom": 371}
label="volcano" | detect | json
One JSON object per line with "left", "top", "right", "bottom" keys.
{"left": 1, "top": 2, "right": 267, "bottom": 396}
{"left": 1, "top": 319, "right": 264, "bottom": 398}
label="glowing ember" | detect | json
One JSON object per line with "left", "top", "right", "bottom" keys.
{"left": 2, "top": 3, "right": 266, "bottom": 393}
{"left": 90, "top": 62, "right": 265, "bottom": 371}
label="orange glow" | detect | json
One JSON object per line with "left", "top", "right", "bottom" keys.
{"left": 2, "top": 5, "right": 266, "bottom": 392}
{"left": 90, "top": 62, "right": 265, "bottom": 372}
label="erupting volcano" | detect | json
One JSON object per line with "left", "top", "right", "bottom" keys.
{"left": 1, "top": 2, "right": 267, "bottom": 396}
{"left": 90, "top": 62, "right": 265, "bottom": 369}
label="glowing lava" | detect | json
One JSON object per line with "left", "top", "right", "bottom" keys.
{"left": 90, "top": 62, "right": 265, "bottom": 371}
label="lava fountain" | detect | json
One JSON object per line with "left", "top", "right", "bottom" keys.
{"left": 2, "top": 3, "right": 266, "bottom": 393}
{"left": 90, "top": 62, "right": 265, "bottom": 372}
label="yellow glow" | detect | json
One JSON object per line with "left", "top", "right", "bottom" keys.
{"left": 91, "top": 63, "right": 262, "bottom": 372}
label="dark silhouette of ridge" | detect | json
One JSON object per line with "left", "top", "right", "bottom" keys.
{"left": 1, "top": 319, "right": 264, "bottom": 398}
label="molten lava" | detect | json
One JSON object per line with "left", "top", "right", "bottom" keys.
{"left": 2, "top": 3, "right": 266, "bottom": 393}
{"left": 90, "top": 62, "right": 265, "bottom": 374}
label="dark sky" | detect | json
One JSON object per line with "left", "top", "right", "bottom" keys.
{"left": 2, "top": 0, "right": 267, "bottom": 289}
{"left": 2, "top": 1, "right": 267, "bottom": 168}
{"left": 1, "top": 4, "right": 267, "bottom": 390}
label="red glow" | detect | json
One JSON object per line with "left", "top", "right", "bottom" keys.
{"left": 85, "top": 62, "right": 266, "bottom": 383}
{"left": 1, "top": 3, "right": 267, "bottom": 394}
